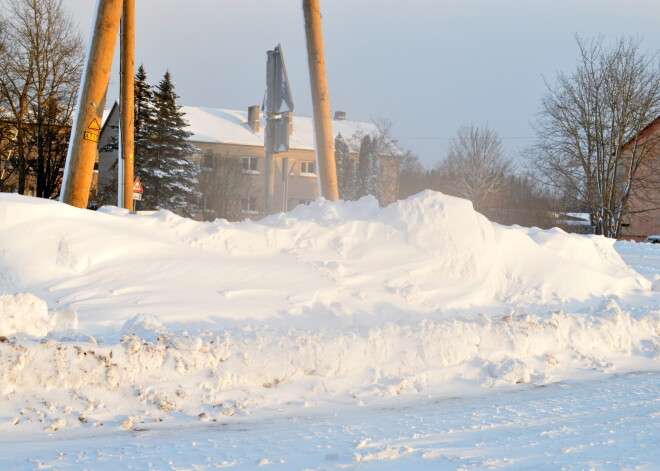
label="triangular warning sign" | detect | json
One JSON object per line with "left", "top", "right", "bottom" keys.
{"left": 88, "top": 118, "right": 101, "bottom": 131}
{"left": 133, "top": 178, "right": 143, "bottom": 193}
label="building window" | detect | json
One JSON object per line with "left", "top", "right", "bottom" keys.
{"left": 201, "top": 154, "right": 215, "bottom": 170}
{"left": 300, "top": 161, "right": 316, "bottom": 176}
{"left": 241, "top": 197, "right": 258, "bottom": 214}
{"left": 242, "top": 157, "right": 259, "bottom": 174}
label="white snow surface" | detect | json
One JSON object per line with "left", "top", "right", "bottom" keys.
{"left": 0, "top": 191, "right": 658, "bottom": 467}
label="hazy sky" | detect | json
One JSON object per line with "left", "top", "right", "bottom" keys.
{"left": 65, "top": 0, "right": 660, "bottom": 167}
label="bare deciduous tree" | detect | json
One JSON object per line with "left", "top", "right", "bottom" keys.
{"left": 397, "top": 151, "right": 426, "bottom": 199}
{"left": 529, "top": 36, "right": 660, "bottom": 238}
{"left": 435, "top": 124, "right": 512, "bottom": 213}
{"left": 0, "top": 0, "right": 83, "bottom": 197}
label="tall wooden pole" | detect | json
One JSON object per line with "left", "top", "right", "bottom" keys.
{"left": 120, "top": 0, "right": 135, "bottom": 211}
{"left": 303, "top": 0, "right": 338, "bottom": 201}
{"left": 61, "top": 0, "right": 124, "bottom": 208}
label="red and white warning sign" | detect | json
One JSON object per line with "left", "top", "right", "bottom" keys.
{"left": 133, "top": 178, "right": 143, "bottom": 193}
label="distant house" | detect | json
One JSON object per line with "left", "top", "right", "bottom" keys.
{"left": 618, "top": 116, "right": 660, "bottom": 241}
{"left": 97, "top": 105, "right": 401, "bottom": 219}
{"left": 0, "top": 112, "right": 97, "bottom": 203}
{"left": 96, "top": 102, "right": 120, "bottom": 205}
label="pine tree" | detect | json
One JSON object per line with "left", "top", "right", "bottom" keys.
{"left": 139, "top": 71, "right": 200, "bottom": 216}
{"left": 357, "top": 135, "right": 381, "bottom": 202}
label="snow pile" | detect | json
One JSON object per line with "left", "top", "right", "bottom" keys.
{"left": 0, "top": 293, "right": 51, "bottom": 337}
{"left": 0, "top": 191, "right": 657, "bottom": 432}
{"left": 615, "top": 239, "right": 660, "bottom": 290}
{"left": 1, "top": 299, "right": 657, "bottom": 431}
{"left": 0, "top": 191, "right": 649, "bottom": 337}
{"left": 0, "top": 293, "right": 77, "bottom": 338}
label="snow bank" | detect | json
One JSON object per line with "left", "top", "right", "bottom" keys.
{"left": 0, "top": 293, "right": 77, "bottom": 338}
{"left": 1, "top": 299, "right": 657, "bottom": 431}
{"left": 0, "top": 293, "right": 51, "bottom": 337}
{"left": 0, "top": 191, "right": 657, "bottom": 432}
{"left": 0, "top": 191, "right": 650, "bottom": 337}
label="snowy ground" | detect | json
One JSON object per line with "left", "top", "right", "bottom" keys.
{"left": 0, "top": 192, "right": 658, "bottom": 469}
{"left": 2, "top": 371, "right": 657, "bottom": 470}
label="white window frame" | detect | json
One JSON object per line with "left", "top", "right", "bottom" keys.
{"left": 241, "top": 197, "right": 258, "bottom": 214}
{"left": 242, "top": 157, "right": 259, "bottom": 174}
{"left": 300, "top": 161, "right": 316, "bottom": 176}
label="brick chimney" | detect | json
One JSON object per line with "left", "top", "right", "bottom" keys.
{"left": 247, "top": 105, "right": 260, "bottom": 133}
{"left": 334, "top": 111, "right": 346, "bottom": 121}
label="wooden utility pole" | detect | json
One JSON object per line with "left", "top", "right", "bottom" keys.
{"left": 302, "top": 0, "right": 338, "bottom": 201}
{"left": 120, "top": 0, "right": 135, "bottom": 211}
{"left": 60, "top": 0, "right": 123, "bottom": 208}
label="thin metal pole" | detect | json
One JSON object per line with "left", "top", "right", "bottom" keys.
{"left": 61, "top": 0, "right": 123, "bottom": 208}
{"left": 120, "top": 0, "right": 135, "bottom": 211}
{"left": 302, "top": 0, "right": 338, "bottom": 201}
{"left": 263, "top": 51, "right": 276, "bottom": 215}
{"left": 281, "top": 157, "right": 288, "bottom": 212}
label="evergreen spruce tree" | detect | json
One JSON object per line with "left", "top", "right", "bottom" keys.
{"left": 133, "top": 64, "right": 155, "bottom": 208}
{"left": 368, "top": 140, "right": 382, "bottom": 204}
{"left": 334, "top": 133, "right": 351, "bottom": 200}
{"left": 134, "top": 64, "right": 153, "bottom": 162}
{"left": 140, "top": 71, "right": 200, "bottom": 216}
{"left": 346, "top": 156, "right": 359, "bottom": 201}
{"left": 357, "top": 135, "right": 381, "bottom": 202}
{"left": 356, "top": 135, "right": 370, "bottom": 199}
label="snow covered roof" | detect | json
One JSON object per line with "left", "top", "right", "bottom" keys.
{"left": 181, "top": 106, "right": 395, "bottom": 153}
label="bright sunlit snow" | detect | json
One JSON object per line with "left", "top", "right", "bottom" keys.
{"left": 0, "top": 191, "right": 658, "bottom": 470}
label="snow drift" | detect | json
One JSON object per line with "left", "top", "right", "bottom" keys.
{"left": 0, "top": 191, "right": 657, "bottom": 432}
{"left": 0, "top": 191, "right": 649, "bottom": 337}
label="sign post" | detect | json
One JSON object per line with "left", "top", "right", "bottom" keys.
{"left": 132, "top": 177, "right": 143, "bottom": 203}
{"left": 263, "top": 45, "right": 294, "bottom": 215}
{"left": 277, "top": 157, "right": 296, "bottom": 212}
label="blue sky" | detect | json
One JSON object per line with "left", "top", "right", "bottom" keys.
{"left": 66, "top": 0, "right": 660, "bottom": 167}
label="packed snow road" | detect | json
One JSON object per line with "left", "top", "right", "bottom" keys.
{"left": 1, "top": 371, "right": 657, "bottom": 470}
